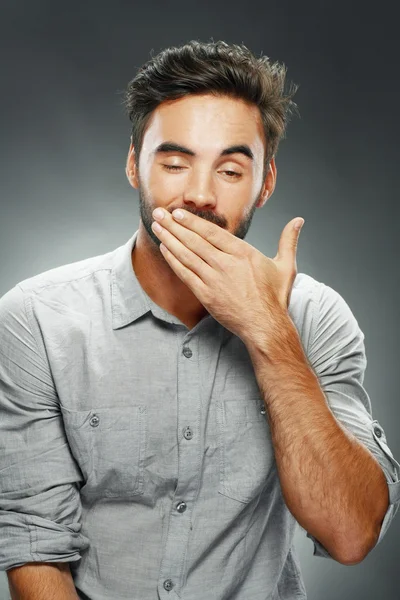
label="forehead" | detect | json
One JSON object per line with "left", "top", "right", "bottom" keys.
{"left": 141, "top": 93, "right": 266, "bottom": 157}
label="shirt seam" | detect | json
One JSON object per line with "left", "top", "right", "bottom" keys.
{"left": 307, "top": 279, "right": 322, "bottom": 359}
{"left": 18, "top": 286, "right": 58, "bottom": 393}
{"left": 18, "top": 267, "right": 112, "bottom": 296}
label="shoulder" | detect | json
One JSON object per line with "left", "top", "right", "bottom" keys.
{"left": 291, "top": 271, "right": 357, "bottom": 318}
{"left": 0, "top": 245, "right": 120, "bottom": 330}
{"left": 289, "top": 272, "right": 362, "bottom": 357}
{"left": 15, "top": 247, "right": 117, "bottom": 296}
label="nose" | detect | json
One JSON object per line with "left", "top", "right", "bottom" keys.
{"left": 182, "top": 167, "right": 216, "bottom": 211}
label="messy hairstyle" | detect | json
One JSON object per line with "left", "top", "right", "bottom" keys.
{"left": 122, "top": 40, "right": 299, "bottom": 178}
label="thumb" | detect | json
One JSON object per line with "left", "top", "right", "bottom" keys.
{"left": 293, "top": 218, "right": 305, "bottom": 232}
{"left": 275, "top": 218, "right": 304, "bottom": 263}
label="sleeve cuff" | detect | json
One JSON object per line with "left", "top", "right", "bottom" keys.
{"left": 370, "top": 420, "right": 400, "bottom": 547}
{"left": 0, "top": 510, "right": 90, "bottom": 571}
{"left": 306, "top": 436, "right": 400, "bottom": 559}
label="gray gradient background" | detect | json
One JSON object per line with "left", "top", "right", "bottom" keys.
{"left": 0, "top": 1, "right": 398, "bottom": 598}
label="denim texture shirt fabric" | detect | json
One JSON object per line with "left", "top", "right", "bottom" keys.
{"left": 1, "top": 230, "right": 400, "bottom": 600}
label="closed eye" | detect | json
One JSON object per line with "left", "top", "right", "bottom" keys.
{"left": 163, "top": 165, "right": 185, "bottom": 171}
{"left": 223, "top": 170, "right": 242, "bottom": 178}
{"left": 163, "top": 165, "right": 242, "bottom": 179}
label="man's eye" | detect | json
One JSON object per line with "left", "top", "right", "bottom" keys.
{"left": 163, "top": 165, "right": 185, "bottom": 171}
{"left": 163, "top": 165, "right": 241, "bottom": 178}
{"left": 223, "top": 170, "right": 242, "bottom": 178}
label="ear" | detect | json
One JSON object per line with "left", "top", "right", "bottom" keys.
{"left": 256, "top": 157, "right": 277, "bottom": 208}
{"left": 125, "top": 141, "right": 139, "bottom": 189}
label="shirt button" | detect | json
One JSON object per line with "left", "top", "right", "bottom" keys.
{"left": 176, "top": 501, "right": 187, "bottom": 513}
{"left": 89, "top": 415, "right": 100, "bottom": 427}
{"left": 163, "top": 579, "right": 173, "bottom": 591}
{"left": 260, "top": 406, "right": 266, "bottom": 414}
{"left": 183, "top": 346, "right": 192, "bottom": 358}
{"left": 183, "top": 426, "right": 193, "bottom": 440}
{"left": 374, "top": 426, "right": 382, "bottom": 438}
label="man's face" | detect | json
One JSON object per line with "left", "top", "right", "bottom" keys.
{"left": 126, "top": 93, "right": 276, "bottom": 249}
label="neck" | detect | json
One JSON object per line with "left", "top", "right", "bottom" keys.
{"left": 131, "top": 224, "right": 208, "bottom": 327}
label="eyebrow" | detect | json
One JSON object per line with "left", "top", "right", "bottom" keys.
{"left": 153, "top": 141, "right": 254, "bottom": 161}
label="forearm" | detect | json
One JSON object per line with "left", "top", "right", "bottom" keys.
{"left": 244, "top": 312, "right": 389, "bottom": 565}
{"left": 7, "top": 562, "right": 79, "bottom": 600}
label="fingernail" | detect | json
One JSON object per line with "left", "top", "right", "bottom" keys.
{"left": 294, "top": 219, "right": 305, "bottom": 231}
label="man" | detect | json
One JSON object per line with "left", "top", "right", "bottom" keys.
{"left": 1, "top": 40, "right": 399, "bottom": 600}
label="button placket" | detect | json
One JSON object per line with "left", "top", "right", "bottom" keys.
{"left": 159, "top": 338, "right": 199, "bottom": 596}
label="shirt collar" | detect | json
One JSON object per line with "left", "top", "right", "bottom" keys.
{"left": 111, "top": 229, "right": 207, "bottom": 331}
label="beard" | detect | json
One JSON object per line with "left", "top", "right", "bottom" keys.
{"left": 137, "top": 181, "right": 262, "bottom": 250}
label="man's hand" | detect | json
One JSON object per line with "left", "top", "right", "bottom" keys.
{"left": 151, "top": 207, "right": 304, "bottom": 342}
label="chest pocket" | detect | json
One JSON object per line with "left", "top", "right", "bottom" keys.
{"left": 62, "top": 405, "right": 147, "bottom": 497}
{"left": 216, "top": 398, "right": 275, "bottom": 504}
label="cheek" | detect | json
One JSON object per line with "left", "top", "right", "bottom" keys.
{"left": 147, "top": 168, "right": 185, "bottom": 199}
{"left": 219, "top": 178, "right": 254, "bottom": 203}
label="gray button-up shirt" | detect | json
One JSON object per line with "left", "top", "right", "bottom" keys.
{"left": 1, "top": 230, "right": 400, "bottom": 600}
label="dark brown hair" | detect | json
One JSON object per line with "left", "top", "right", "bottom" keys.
{"left": 122, "top": 40, "right": 299, "bottom": 176}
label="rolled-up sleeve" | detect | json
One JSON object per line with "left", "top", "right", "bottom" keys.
{"left": 0, "top": 284, "right": 90, "bottom": 571}
{"left": 305, "top": 281, "right": 400, "bottom": 559}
